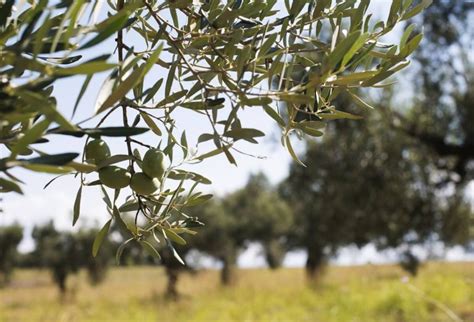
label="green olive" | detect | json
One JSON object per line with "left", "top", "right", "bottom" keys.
{"left": 98, "top": 166, "right": 131, "bottom": 189}
{"left": 142, "top": 149, "right": 167, "bottom": 180}
{"left": 130, "top": 172, "right": 160, "bottom": 195}
{"left": 85, "top": 139, "right": 111, "bottom": 164}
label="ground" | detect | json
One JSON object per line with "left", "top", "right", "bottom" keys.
{"left": 1, "top": 262, "right": 473, "bottom": 322}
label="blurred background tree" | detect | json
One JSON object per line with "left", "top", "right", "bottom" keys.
{"left": 31, "top": 222, "right": 81, "bottom": 295}
{"left": 394, "top": 1, "right": 474, "bottom": 187}
{"left": 158, "top": 244, "right": 195, "bottom": 300}
{"left": 30, "top": 222, "right": 113, "bottom": 295}
{"left": 225, "top": 174, "right": 293, "bottom": 270}
{"left": 191, "top": 199, "right": 244, "bottom": 286}
{"left": 75, "top": 229, "right": 113, "bottom": 286}
{"left": 0, "top": 224, "right": 23, "bottom": 286}
{"left": 391, "top": 0, "right": 474, "bottom": 252}
{"left": 281, "top": 102, "right": 473, "bottom": 279}
{"left": 274, "top": 1, "right": 474, "bottom": 280}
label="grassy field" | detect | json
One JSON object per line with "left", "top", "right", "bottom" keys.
{"left": 1, "top": 262, "right": 473, "bottom": 322}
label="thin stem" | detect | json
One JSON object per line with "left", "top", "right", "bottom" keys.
{"left": 116, "top": 0, "right": 134, "bottom": 172}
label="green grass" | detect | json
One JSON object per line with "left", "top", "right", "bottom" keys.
{"left": 1, "top": 262, "right": 473, "bottom": 322}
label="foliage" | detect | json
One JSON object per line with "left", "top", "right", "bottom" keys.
{"left": 224, "top": 173, "right": 293, "bottom": 269}
{"left": 31, "top": 222, "right": 81, "bottom": 293}
{"left": 190, "top": 174, "right": 292, "bottom": 284}
{"left": 31, "top": 222, "right": 113, "bottom": 293}
{"left": 393, "top": 1, "right": 474, "bottom": 186}
{"left": 0, "top": 0, "right": 430, "bottom": 259}
{"left": 0, "top": 224, "right": 23, "bottom": 286}
{"left": 281, "top": 102, "right": 473, "bottom": 277}
{"left": 389, "top": 1, "right": 474, "bottom": 254}
{"left": 189, "top": 199, "right": 241, "bottom": 285}
{"left": 75, "top": 229, "right": 114, "bottom": 285}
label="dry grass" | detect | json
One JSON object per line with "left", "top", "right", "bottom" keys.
{"left": 1, "top": 262, "right": 473, "bottom": 322}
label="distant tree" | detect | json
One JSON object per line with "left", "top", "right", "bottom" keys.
{"left": 31, "top": 222, "right": 113, "bottom": 294}
{"left": 225, "top": 173, "right": 293, "bottom": 269}
{"left": 192, "top": 199, "right": 243, "bottom": 286}
{"left": 75, "top": 229, "right": 113, "bottom": 285}
{"left": 158, "top": 244, "right": 195, "bottom": 300}
{"left": 32, "top": 222, "right": 80, "bottom": 295}
{"left": 191, "top": 174, "right": 292, "bottom": 284}
{"left": 111, "top": 211, "right": 200, "bottom": 299}
{"left": 394, "top": 2, "right": 474, "bottom": 187}
{"left": 281, "top": 106, "right": 472, "bottom": 279}
{"left": 399, "top": 249, "right": 421, "bottom": 276}
{"left": 0, "top": 224, "right": 23, "bottom": 286}
{"left": 388, "top": 1, "right": 474, "bottom": 265}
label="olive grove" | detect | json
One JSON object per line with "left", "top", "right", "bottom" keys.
{"left": 0, "top": 0, "right": 431, "bottom": 262}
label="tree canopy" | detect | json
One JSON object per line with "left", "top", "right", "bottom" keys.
{"left": 393, "top": 1, "right": 474, "bottom": 186}
{"left": 281, "top": 103, "right": 472, "bottom": 278}
{"left": 0, "top": 0, "right": 431, "bottom": 261}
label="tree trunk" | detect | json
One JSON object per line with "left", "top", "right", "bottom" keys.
{"left": 263, "top": 240, "right": 285, "bottom": 270}
{"left": 305, "top": 246, "right": 326, "bottom": 281}
{"left": 165, "top": 266, "right": 179, "bottom": 300}
{"left": 220, "top": 254, "right": 237, "bottom": 286}
{"left": 53, "top": 267, "right": 68, "bottom": 295}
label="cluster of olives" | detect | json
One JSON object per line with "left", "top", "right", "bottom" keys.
{"left": 85, "top": 139, "right": 167, "bottom": 195}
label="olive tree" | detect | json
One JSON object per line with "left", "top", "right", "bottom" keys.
{"left": 393, "top": 1, "right": 474, "bottom": 187}
{"left": 0, "top": 0, "right": 430, "bottom": 261}
{"left": 224, "top": 173, "right": 293, "bottom": 269}
{"left": 191, "top": 199, "right": 243, "bottom": 285}
{"left": 0, "top": 224, "right": 23, "bottom": 286}
{"left": 75, "top": 229, "right": 114, "bottom": 285}
{"left": 190, "top": 174, "right": 291, "bottom": 285}
{"left": 31, "top": 222, "right": 114, "bottom": 294}
{"left": 32, "top": 222, "right": 81, "bottom": 294}
{"left": 281, "top": 105, "right": 473, "bottom": 279}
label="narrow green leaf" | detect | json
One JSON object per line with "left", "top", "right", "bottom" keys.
{"left": 81, "top": 14, "right": 129, "bottom": 49}
{"left": 163, "top": 228, "right": 186, "bottom": 245}
{"left": 167, "top": 240, "right": 185, "bottom": 265}
{"left": 347, "top": 91, "right": 375, "bottom": 110}
{"left": 67, "top": 162, "right": 97, "bottom": 173}
{"left": 401, "top": 0, "right": 432, "bottom": 21}
{"left": 0, "top": 177, "right": 23, "bottom": 194}
{"left": 56, "top": 62, "right": 115, "bottom": 75}
{"left": 118, "top": 201, "right": 140, "bottom": 212}
{"left": 400, "top": 33, "right": 423, "bottom": 58}
{"left": 140, "top": 240, "right": 162, "bottom": 259}
{"left": 318, "top": 109, "right": 363, "bottom": 120}
{"left": 73, "top": 186, "right": 82, "bottom": 226}
{"left": 155, "top": 90, "right": 187, "bottom": 107}
{"left": 72, "top": 75, "right": 92, "bottom": 118}
{"left": 263, "top": 105, "right": 285, "bottom": 127}
{"left": 223, "top": 128, "right": 265, "bottom": 141}
{"left": 198, "top": 133, "right": 214, "bottom": 143}
{"left": 10, "top": 119, "right": 51, "bottom": 157}
{"left": 325, "top": 31, "right": 361, "bottom": 72}
{"left": 116, "top": 238, "right": 133, "bottom": 264}
{"left": 284, "top": 135, "right": 305, "bottom": 166}
{"left": 21, "top": 153, "right": 79, "bottom": 166}
{"left": 140, "top": 112, "right": 162, "bottom": 136}
{"left": 85, "top": 127, "right": 149, "bottom": 137}
{"left": 97, "top": 154, "right": 134, "bottom": 169}
{"left": 97, "top": 46, "right": 163, "bottom": 114}
{"left": 186, "top": 193, "right": 213, "bottom": 206}
{"left": 21, "top": 164, "right": 75, "bottom": 174}
{"left": 92, "top": 219, "right": 112, "bottom": 257}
